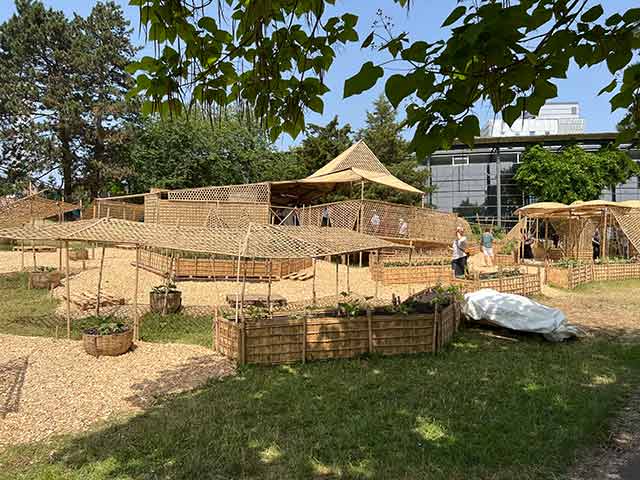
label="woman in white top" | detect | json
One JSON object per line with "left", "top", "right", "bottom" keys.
{"left": 451, "top": 226, "right": 468, "bottom": 278}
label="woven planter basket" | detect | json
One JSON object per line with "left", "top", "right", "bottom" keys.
{"left": 69, "top": 249, "right": 89, "bottom": 261}
{"left": 83, "top": 328, "right": 133, "bottom": 357}
{"left": 150, "top": 291, "right": 182, "bottom": 314}
{"left": 29, "top": 270, "right": 61, "bottom": 289}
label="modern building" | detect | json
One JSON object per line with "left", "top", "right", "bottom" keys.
{"left": 481, "top": 102, "right": 586, "bottom": 137}
{"left": 426, "top": 132, "right": 640, "bottom": 229}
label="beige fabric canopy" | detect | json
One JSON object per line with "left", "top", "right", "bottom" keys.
{"left": 0, "top": 218, "right": 405, "bottom": 259}
{"left": 272, "top": 141, "right": 424, "bottom": 196}
{"left": 516, "top": 199, "right": 640, "bottom": 218}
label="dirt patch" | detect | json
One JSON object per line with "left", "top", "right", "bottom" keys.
{"left": 0, "top": 334, "right": 235, "bottom": 449}
{"left": 539, "top": 282, "right": 640, "bottom": 340}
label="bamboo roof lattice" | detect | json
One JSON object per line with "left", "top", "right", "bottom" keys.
{"left": 0, "top": 192, "right": 79, "bottom": 229}
{"left": 0, "top": 218, "right": 406, "bottom": 259}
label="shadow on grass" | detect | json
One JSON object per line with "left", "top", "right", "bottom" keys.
{"left": 3, "top": 331, "right": 640, "bottom": 480}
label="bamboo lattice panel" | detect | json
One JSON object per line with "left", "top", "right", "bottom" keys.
{"left": 0, "top": 195, "right": 78, "bottom": 229}
{"left": 153, "top": 200, "right": 270, "bottom": 227}
{"left": 547, "top": 263, "right": 640, "bottom": 289}
{"left": 92, "top": 200, "right": 144, "bottom": 222}
{"left": 167, "top": 183, "right": 270, "bottom": 203}
{"left": 613, "top": 209, "right": 640, "bottom": 255}
{"left": 299, "top": 201, "right": 361, "bottom": 230}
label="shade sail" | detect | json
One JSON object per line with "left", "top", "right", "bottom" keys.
{"left": 0, "top": 218, "right": 407, "bottom": 259}
{"left": 516, "top": 200, "right": 639, "bottom": 218}
{"left": 272, "top": 141, "right": 424, "bottom": 197}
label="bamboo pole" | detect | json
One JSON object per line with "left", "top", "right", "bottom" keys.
{"left": 65, "top": 241, "right": 71, "bottom": 339}
{"left": 20, "top": 240, "right": 24, "bottom": 271}
{"left": 240, "top": 259, "right": 248, "bottom": 322}
{"left": 31, "top": 241, "right": 36, "bottom": 270}
{"left": 134, "top": 246, "right": 140, "bottom": 341}
{"left": 335, "top": 257, "right": 339, "bottom": 297}
{"left": 96, "top": 245, "right": 106, "bottom": 316}
{"left": 312, "top": 258, "right": 317, "bottom": 305}
{"left": 162, "top": 251, "right": 175, "bottom": 315}
{"left": 603, "top": 208, "right": 608, "bottom": 261}
{"left": 58, "top": 242, "right": 62, "bottom": 271}
{"left": 346, "top": 254, "right": 350, "bottom": 293}
{"left": 267, "top": 258, "right": 273, "bottom": 313}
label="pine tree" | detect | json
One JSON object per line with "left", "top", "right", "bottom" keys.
{"left": 296, "top": 116, "right": 353, "bottom": 175}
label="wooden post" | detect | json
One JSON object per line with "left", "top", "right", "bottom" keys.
{"left": 267, "top": 259, "right": 273, "bottom": 313}
{"left": 312, "top": 258, "right": 317, "bottom": 305}
{"left": 498, "top": 265, "right": 503, "bottom": 292}
{"left": 603, "top": 208, "right": 608, "bottom": 261}
{"left": 31, "top": 240, "right": 36, "bottom": 270}
{"left": 96, "top": 245, "right": 106, "bottom": 316}
{"left": 335, "top": 257, "right": 339, "bottom": 297}
{"left": 346, "top": 254, "right": 351, "bottom": 293}
{"left": 544, "top": 219, "right": 549, "bottom": 258}
{"left": 301, "top": 315, "right": 307, "bottom": 363}
{"left": 65, "top": 241, "right": 71, "bottom": 339}
{"left": 518, "top": 212, "right": 523, "bottom": 263}
{"left": 58, "top": 241, "right": 63, "bottom": 271}
{"left": 214, "top": 306, "right": 219, "bottom": 352}
{"left": 134, "top": 246, "right": 140, "bottom": 341}
{"left": 162, "top": 252, "right": 175, "bottom": 315}
{"left": 240, "top": 259, "right": 248, "bottom": 322}
{"left": 367, "top": 308, "right": 373, "bottom": 353}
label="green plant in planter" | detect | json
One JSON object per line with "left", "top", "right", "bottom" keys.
{"left": 33, "top": 266, "right": 57, "bottom": 273}
{"left": 501, "top": 239, "right": 518, "bottom": 255}
{"left": 151, "top": 282, "right": 179, "bottom": 294}
{"left": 337, "top": 292, "right": 362, "bottom": 318}
{"left": 82, "top": 315, "right": 129, "bottom": 335}
{"left": 246, "top": 305, "right": 269, "bottom": 321}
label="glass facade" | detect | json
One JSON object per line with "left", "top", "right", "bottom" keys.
{"left": 426, "top": 142, "right": 640, "bottom": 230}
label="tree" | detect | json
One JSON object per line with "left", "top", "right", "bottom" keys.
{"left": 295, "top": 116, "right": 353, "bottom": 175}
{"left": 0, "top": 0, "right": 138, "bottom": 200}
{"left": 130, "top": 1, "right": 640, "bottom": 154}
{"left": 617, "top": 62, "right": 640, "bottom": 147}
{"left": 127, "top": 114, "right": 302, "bottom": 193}
{"left": 514, "top": 145, "right": 640, "bottom": 204}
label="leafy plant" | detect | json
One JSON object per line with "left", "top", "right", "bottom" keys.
{"left": 245, "top": 306, "right": 269, "bottom": 322}
{"left": 337, "top": 292, "right": 363, "bottom": 318}
{"left": 83, "top": 316, "right": 129, "bottom": 336}
{"left": 151, "top": 283, "right": 179, "bottom": 294}
{"left": 33, "top": 266, "right": 57, "bottom": 273}
{"left": 501, "top": 239, "right": 518, "bottom": 255}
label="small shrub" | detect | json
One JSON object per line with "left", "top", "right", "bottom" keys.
{"left": 82, "top": 315, "right": 129, "bottom": 335}
{"left": 151, "top": 282, "right": 180, "bottom": 294}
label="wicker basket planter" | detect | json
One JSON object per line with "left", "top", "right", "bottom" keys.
{"left": 150, "top": 290, "right": 182, "bottom": 314}
{"left": 28, "top": 270, "right": 62, "bottom": 289}
{"left": 69, "top": 248, "right": 89, "bottom": 261}
{"left": 83, "top": 327, "right": 133, "bottom": 357}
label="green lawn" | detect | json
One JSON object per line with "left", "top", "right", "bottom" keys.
{"left": 0, "top": 273, "right": 212, "bottom": 345}
{"left": 2, "top": 330, "right": 640, "bottom": 480}
{"left": 0, "top": 273, "right": 59, "bottom": 337}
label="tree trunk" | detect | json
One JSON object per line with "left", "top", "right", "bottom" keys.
{"left": 59, "top": 124, "right": 74, "bottom": 200}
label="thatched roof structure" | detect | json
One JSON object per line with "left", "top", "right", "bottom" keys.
{"left": 0, "top": 192, "right": 79, "bottom": 229}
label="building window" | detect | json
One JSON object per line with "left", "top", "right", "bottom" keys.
{"left": 545, "top": 131, "right": 550, "bottom": 135}
{"left": 571, "top": 107, "right": 577, "bottom": 115}
{"left": 452, "top": 156, "right": 469, "bottom": 166}
{"left": 529, "top": 131, "right": 536, "bottom": 135}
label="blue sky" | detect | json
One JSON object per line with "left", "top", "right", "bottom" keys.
{"left": 1, "top": 0, "right": 636, "bottom": 149}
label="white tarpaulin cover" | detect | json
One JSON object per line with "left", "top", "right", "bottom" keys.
{"left": 462, "top": 289, "right": 582, "bottom": 342}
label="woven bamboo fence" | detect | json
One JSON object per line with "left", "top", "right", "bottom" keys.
{"left": 546, "top": 262, "right": 640, "bottom": 289}
{"left": 138, "top": 249, "right": 311, "bottom": 280}
{"left": 370, "top": 262, "right": 452, "bottom": 285}
{"left": 453, "top": 271, "right": 543, "bottom": 297}
{"left": 89, "top": 200, "right": 145, "bottom": 222}
{"left": 494, "top": 253, "right": 517, "bottom": 266}
{"left": 216, "top": 303, "right": 461, "bottom": 365}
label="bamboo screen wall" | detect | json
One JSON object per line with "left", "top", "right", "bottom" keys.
{"left": 90, "top": 200, "right": 145, "bottom": 222}
{"left": 298, "top": 200, "right": 467, "bottom": 245}
{"left": 144, "top": 183, "right": 271, "bottom": 226}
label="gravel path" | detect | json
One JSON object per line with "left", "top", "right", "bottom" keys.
{"left": 0, "top": 249, "right": 421, "bottom": 313}
{"left": 0, "top": 334, "right": 235, "bottom": 449}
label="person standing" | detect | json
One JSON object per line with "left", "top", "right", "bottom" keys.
{"left": 451, "top": 226, "right": 468, "bottom": 278}
{"left": 523, "top": 231, "right": 535, "bottom": 260}
{"left": 592, "top": 229, "right": 601, "bottom": 260}
{"left": 370, "top": 211, "right": 380, "bottom": 234}
{"left": 398, "top": 218, "right": 408, "bottom": 237}
{"left": 481, "top": 227, "right": 494, "bottom": 266}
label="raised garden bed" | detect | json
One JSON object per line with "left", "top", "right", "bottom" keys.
{"left": 546, "top": 260, "right": 640, "bottom": 289}
{"left": 28, "top": 268, "right": 61, "bottom": 289}
{"left": 216, "top": 289, "right": 462, "bottom": 365}
{"left": 453, "top": 269, "right": 542, "bottom": 297}
{"left": 370, "top": 259, "right": 452, "bottom": 285}
{"left": 138, "top": 249, "right": 311, "bottom": 281}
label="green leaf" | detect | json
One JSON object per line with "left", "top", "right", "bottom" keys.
{"left": 343, "top": 62, "right": 383, "bottom": 98}
{"left": 503, "top": 104, "right": 522, "bottom": 126}
{"left": 361, "top": 32, "right": 374, "bottom": 49}
{"left": 606, "top": 49, "right": 633, "bottom": 73}
{"left": 308, "top": 96, "right": 324, "bottom": 114}
{"left": 580, "top": 5, "right": 603, "bottom": 22}
{"left": 441, "top": 6, "right": 467, "bottom": 27}
{"left": 401, "top": 41, "right": 429, "bottom": 62}
{"left": 198, "top": 17, "right": 217, "bottom": 33}
{"left": 385, "top": 74, "right": 416, "bottom": 108}
{"left": 458, "top": 115, "right": 479, "bottom": 147}
{"left": 597, "top": 79, "right": 617, "bottom": 95}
